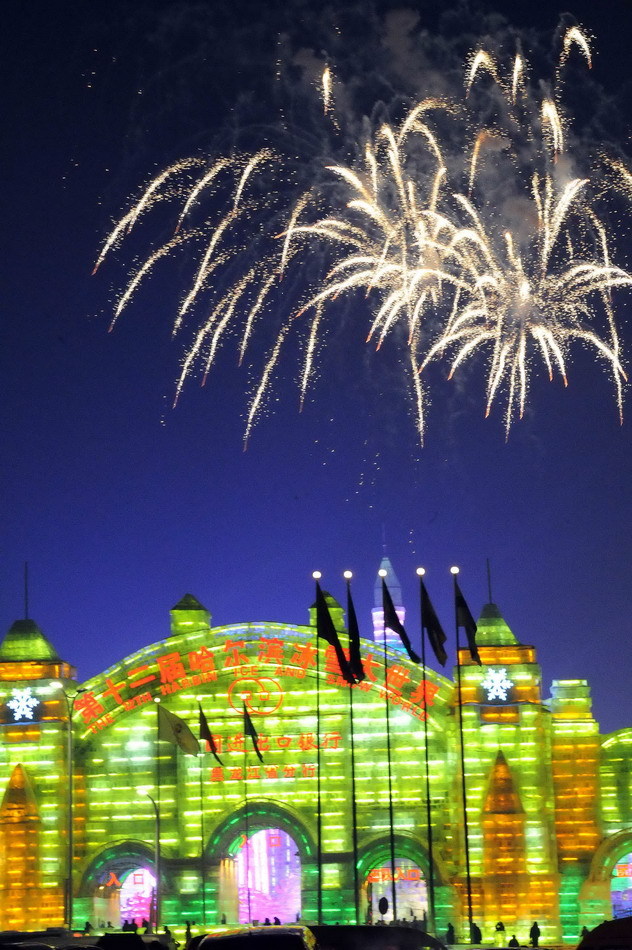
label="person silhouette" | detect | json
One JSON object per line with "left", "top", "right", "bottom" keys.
{"left": 529, "top": 922, "right": 540, "bottom": 948}
{"left": 445, "top": 923, "right": 455, "bottom": 946}
{"left": 508, "top": 937, "right": 519, "bottom": 948}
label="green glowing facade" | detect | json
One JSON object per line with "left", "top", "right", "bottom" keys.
{"left": 0, "top": 563, "right": 631, "bottom": 945}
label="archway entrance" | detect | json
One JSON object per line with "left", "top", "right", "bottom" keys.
{"left": 219, "top": 828, "right": 301, "bottom": 924}
{"left": 612, "top": 851, "right": 632, "bottom": 918}
{"left": 363, "top": 858, "right": 428, "bottom": 924}
{"left": 78, "top": 845, "right": 157, "bottom": 931}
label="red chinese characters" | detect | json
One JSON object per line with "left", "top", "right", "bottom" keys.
{"left": 77, "top": 633, "right": 442, "bottom": 736}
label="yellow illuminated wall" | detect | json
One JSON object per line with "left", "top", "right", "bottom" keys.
{"left": 447, "top": 605, "right": 560, "bottom": 944}
{"left": 0, "top": 620, "right": 75, "bottom": 930}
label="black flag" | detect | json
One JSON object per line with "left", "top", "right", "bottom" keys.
{"left": 199, "top": 703, "right": 223, "bottom": 765}
{"left": 454, "top": 578, "right": 481, "bottom": 665}
{"left": 346, "top": 582, "right": 365, "bottom": 682}
{"left": 382, "top": 578, "right": 420, "bottom": 663}
{"left": 420, "top": 580, "right": 448, "bottom": 666}
{"left": 243, "top": 704, "right": 263, "bottom": 762}
{"left": 315, "top": 582, "right": 356, "bottom": 684}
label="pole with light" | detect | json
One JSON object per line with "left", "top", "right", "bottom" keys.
{"left": 378, "top": 567, "right": 397, "bottom": 922}
{"left": 343, "top": 570, "right": 361, "bottom": 924}
{"left": 138, "top": 788, "right": 161, "bottom": 931}
{"left": 312, "top": 570, "right": 323, "bottom": 925}
{"left": 450, "top": 566, "right": 474, "bottom": 939}
{"left": 51, "top": 681, "right": 86, "bottom": 931}
{"left": 416, "top": 567, "right": 436, "bottom": 933}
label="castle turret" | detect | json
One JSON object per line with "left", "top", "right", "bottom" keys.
{"left": 0, "top": 617, "right": 76, "bottom": 929}
{"left": 309, "top": 591, "right": 345, "bottom": 633}
{"left": 170, "top": 594, "right": 211, "bottom": 639}
{"left": 450, "top": 601, "right": 561, "bottom": 942}
{"left": 0, "top": 618, "right": 74, "bottom": 681}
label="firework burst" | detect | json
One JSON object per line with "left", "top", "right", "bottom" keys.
{"left": 95, "top": 24, "right": 631, "bottom": 445}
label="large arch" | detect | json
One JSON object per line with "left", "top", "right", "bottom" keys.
{"left": 358, "top": 832, "right": 451, "bottom": 887}
{"left": 577, "top": 831, "right": 632, "bottom": 926}
{"left": 357, "top": 832, "right": 454, "bottom": 925}
{"left": 205, "top": 799, "right": 315, "bottom": 925}
{"left": 586, "top": 830, "right": 632, "bottom": 883}
{"left": 79, "top": 840, "right": 157, "bottom": 891}
{"left": 206, "top": 799, "right": 315, "bottom": 862}
{"left": 76, "top": 840, "right": 158, "bottom": 930}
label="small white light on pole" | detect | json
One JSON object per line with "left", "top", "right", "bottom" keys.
{"left": 416, "top": 567, "right": 426, "bottom": 577}
{"left": 450, "top": 566, "right": 460, "bottom": 575}
{"left": 312, "top": 571, "right": 322, "bottom": 580}
{"left": 343, "top": 570, "right": 352, "bottom": 580}
{"left": 378, "top": 569, "right": 387, "bottom": 578}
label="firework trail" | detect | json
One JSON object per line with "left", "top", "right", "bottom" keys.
{"left": 95, "top": 24, "right": 631, "bottom": 444}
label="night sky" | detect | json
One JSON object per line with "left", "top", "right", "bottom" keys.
{"left": 2, "top": 0, "right": 631, "bottom": 735}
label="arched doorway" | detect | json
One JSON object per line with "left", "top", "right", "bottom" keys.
{"left": 219, "top": 828, "right": 301, "bottom": 924}
{"left": 612, "top": 851, "right": 632, "bottom": 918}
{"left": 78, "top": 843, "right": 156, "bottom": 930}
{"left": 362, "top": 858, "right": 428, "bottom": 924}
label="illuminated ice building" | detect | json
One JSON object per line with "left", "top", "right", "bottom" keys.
{"left": 0, "top": 558, "right": 631, "bottom": 945}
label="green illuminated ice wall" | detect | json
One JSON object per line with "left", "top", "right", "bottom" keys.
{"left": 1, "top": 577, "right": 632, "bottom": 945}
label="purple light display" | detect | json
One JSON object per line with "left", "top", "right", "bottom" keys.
{"left": 236, "top": 829, "right": 301, "bottom": 924}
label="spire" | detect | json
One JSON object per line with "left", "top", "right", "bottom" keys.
{"left": 475, "top": 602, "right": 519, "bottom": 646}
{"left": 483, "top": 751, "right": 524, "bottom": 815}
{"left": 0, "top": 619, "right": 61, "bottom": 663}
{"left": 373, "top": 556, "right": 402, "bottom": 608}
{"left": 0, "top": 764, "right": 40, "bottom": 823}
{"left": 372, "top": 556, "right": 406, "bottom": 649}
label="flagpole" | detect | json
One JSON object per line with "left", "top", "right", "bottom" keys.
{"left": 379, "top": 571, "right": 397, "bottom": 922}
{"left": 199, "top": 749, "right": 206, "bottom": 927}
{"left": 314, "top": 576, "right": 357, "bottom": 924}
{"left": 243, "top": 706, "right": 252, "bottom": 925}
{"left": 451, "top": 567, "right": 474, "bottom": 939}
{"left": 199, "top": 701, "right": 222, "bottom": 928}
{"left": 155, "top": 699, "right": 162, "bottom": 932}
{"left": 313, "top": 573, "right": 323, "bottom": 926}
{"left": 417, "top": 569, "right": 436, "bottom": 934}
{"left": 344, "top": 573, "right": 360, "bottom": 925}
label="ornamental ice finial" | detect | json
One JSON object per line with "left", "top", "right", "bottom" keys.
{"left": 7, "top": 687, "right": 40, "bottom": 721}
{"left": 482, "top": 667, "right": 513, "bottom": 701}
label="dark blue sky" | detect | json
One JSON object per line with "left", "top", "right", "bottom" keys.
{"left": 1, "top": 0, "right": 631, "bottom": 734}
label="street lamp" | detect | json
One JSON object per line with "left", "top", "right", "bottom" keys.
{"left": 50, "top": 681, "right": 86, "bottom": 931}
{"left": 138, "top": 788, "right": 160, "bottom": 932}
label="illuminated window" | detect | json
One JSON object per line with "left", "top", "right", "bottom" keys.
{"left": 612, "top": 851, "right": 632, "bottom": 919}
{"left": 364, "top": 859, "right": 428, "bottom": 923}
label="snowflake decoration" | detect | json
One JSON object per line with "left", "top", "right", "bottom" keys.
{"left": 481, "top": 667, "right": 513, "bottom": 702}
{"left": 7, "top": 687, "right": 40, "bottom": 721}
